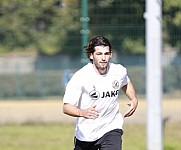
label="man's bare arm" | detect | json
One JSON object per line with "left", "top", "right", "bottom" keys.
{"left": 122, "top": 81, "right": 138, "bottom": 117}
{"left": 63, "top": 103, "right": 99, "bottom": 119}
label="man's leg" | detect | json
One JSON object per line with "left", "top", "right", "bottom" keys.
{"left": 96, "top": 129, "right": 123, "bottom": 150}
{"left": 74, "top": 137, "right": 98, "bottom": 150}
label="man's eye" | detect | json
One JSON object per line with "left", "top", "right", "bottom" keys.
{"left": 96, "top": 52, "right": 111, "bottom": 55}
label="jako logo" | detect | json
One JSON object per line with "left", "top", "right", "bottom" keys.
{"left": 89, "top": 90, "right": 119, "bottom": 100}
{"left": 89, "top": 90, "right": 100, "bottom": 100}
{"left": 101, "top": 90, "right": 119, "bottom": 98}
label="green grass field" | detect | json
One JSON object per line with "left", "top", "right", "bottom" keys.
{"left": 0, "top": 123, "right": 180, "bottom": 150}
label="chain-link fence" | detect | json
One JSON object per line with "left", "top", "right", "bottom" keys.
{"left": 0, "top": 0, "right": 180, "bottom": 99}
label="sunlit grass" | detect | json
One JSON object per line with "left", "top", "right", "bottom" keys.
{"left": 0, "top": 123, "right": 180, "bottom": 150}
{"left": 0, "top": 124, "right": 74, "bottom": 150}
{"left": 123, "top": 124, "right": 146, "bottom": 150}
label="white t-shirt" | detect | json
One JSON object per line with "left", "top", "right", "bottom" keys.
{"left": 63, "top": 63, "right": 130, "bottom": 141}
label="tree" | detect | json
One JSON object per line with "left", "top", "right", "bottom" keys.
{"left": 163, "top": 0, "right": 181, "bottom": 53}
{"left": 0, "top": 0, "right": 80, "bottom": 55}
{"left": 0, "top": 0, "right": 180, "bottom": 55}
{"left": 88, "top": 0, "right": 145, "bottom": 54}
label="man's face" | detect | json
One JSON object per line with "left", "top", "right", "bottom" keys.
{"left": 90, "top": 45, "right": 112, "bottom": 75}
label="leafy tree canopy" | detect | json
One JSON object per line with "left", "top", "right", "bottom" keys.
{"left": 0, "top": 0, "right": 180, "bottom": 55}
{"left": 0, "top": 0, "right": 80, "bottom": 55}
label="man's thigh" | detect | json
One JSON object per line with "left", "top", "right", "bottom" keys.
{"left": 74, "top": 138, "right": 98, "bottom": 150}
{"left": 74, "top": 129, "right": 123, "bottom": 150}
{"left": 97, "top": 129, "right": 123, "bottom": 150}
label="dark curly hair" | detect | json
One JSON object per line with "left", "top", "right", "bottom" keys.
{"left": 84, "top": 36, "right": 112, "bottom": 63}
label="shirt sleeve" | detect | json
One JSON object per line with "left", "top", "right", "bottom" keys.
{"left": 122, "top": 75, "right": 130, "bottom": 87}
{"left": 119, "top": 65, "right": 130, "bottom": 87}
{"left": 63, "top": 73, "right": 82, "bottom": 106}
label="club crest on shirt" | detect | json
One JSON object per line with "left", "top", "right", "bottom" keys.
{"left": 89, "top": 86, "right": 100, "bottom": 100}
{"left": 112, "top": 80, "right": 120, "bottom": 89}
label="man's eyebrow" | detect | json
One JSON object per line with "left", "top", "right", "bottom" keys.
{"left": 95, "top": 51, "right": 111, "bottom": 54}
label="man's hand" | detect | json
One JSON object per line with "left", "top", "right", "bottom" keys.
{"left": 124, "top": 100, "right": 137, "bottom": 118}
{"left": 81, "top": 105, "right": 99, "bottom": 119}
{"left": 121, "top": 81, "right": 138, "bottom": 118}
{"left": 63, "top": 103, "right": 99, "bottom": 119}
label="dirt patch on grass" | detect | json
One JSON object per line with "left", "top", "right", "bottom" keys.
{"left": 0, "top": 98, "right": 180, "bottom": 125}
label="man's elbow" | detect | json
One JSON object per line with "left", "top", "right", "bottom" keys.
{"left": 62, "top": 103, "right": 68, "bottom": 114}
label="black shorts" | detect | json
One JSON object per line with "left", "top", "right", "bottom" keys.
{"left": 74, "top": 129, "right": 123, "bottom": 150}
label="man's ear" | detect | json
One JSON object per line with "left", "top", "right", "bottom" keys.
{"left": 90, "top": 53, "right": 93, "bottom": 60}
{"left": 110, "top": 51, "right": 113, "bottom": 58}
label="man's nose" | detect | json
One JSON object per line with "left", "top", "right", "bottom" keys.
{"left": 102, "top": 54, "right": 105, "bottom": 60}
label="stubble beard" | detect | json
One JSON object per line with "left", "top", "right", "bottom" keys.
{"left": 96, "top": 62, "right": 109, "bottom": 75}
